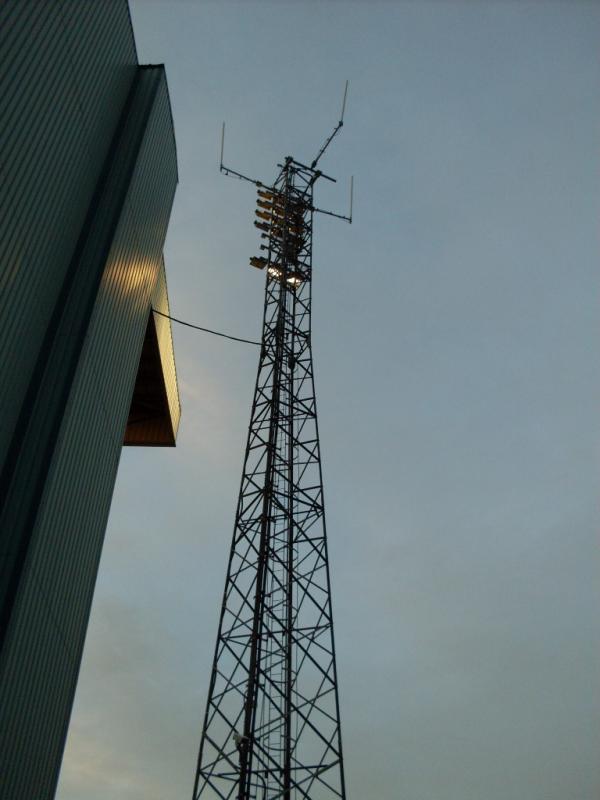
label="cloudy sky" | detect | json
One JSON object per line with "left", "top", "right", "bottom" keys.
{"left": 57, "top": 2, "right": 600, "bottom": 799}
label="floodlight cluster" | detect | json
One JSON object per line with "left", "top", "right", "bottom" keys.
{"left": 249, "top": 187, "right": 307, "bottom": 286}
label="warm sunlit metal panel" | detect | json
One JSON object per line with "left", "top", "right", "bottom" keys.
{"left": 0, "top": 4, "right": 179, "bottom": 799}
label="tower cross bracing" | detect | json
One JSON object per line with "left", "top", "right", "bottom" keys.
{"left": 193, "top": 106, "right": 351, "bottom": 800}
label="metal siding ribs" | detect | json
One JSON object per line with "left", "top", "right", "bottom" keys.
{"left": 0, "top": 2, "right": 179, "bottom": 795}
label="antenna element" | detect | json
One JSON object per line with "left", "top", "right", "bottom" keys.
{"left": 310, "top": 80, "right": 349, "bottom": 170}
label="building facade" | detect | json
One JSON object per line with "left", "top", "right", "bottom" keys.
{"left": 0, "top": 3, "right": 180, "bottom": 798}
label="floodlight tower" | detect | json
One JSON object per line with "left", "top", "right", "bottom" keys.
{"left": 192, "top": 87, "right": 352, "bottom": 800}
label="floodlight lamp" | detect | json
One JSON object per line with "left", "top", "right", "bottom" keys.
{"left": 250, "top": 256, "right": 267, "bottom": 270}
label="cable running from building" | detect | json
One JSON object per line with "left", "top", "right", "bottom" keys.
{"left": 152, "top": 308, "right": 260, "bottom": 346}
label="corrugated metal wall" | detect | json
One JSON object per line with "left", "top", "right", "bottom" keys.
{"left": 154, "top": 258, "right": 182, "bottom": 440}
{"left": 0, "top": 4, "right": 179, "bottom": 799}
{"left": 0, "top": 0, "right": 138, "bottom": 465}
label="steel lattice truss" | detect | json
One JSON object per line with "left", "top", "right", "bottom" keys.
{"left": 192, "top": 157, "right": 347, "bottom": 800}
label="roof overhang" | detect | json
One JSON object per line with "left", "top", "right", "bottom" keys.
{"left": 124, "top": 310, "right": 179, "bottom": 446}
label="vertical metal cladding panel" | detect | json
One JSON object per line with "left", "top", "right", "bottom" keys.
{"left": 153, "top": 258, "right": 182, "bottom": 439}
{"left": 0, "top": 68, "right": 178, "bottom": 800}
{"left": 85, "top": 74, "right": 179, "bottom": 446}
{"left": 0, "top": 0, "right": 137, "bottom": 466}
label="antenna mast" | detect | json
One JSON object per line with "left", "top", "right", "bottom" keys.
{"left": 193, "top": 87, "right": 351, "bottom": 800}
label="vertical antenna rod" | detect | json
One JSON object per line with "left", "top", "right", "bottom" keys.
{"left": 310, "top": 80, "right": 349, "bottom": 170}
{"left": 220, "top": 121, "right": 225, "bottom": 170}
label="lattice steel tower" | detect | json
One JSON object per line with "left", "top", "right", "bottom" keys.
{"left": 193, "top": 89, "right": 352, "bottom": 800}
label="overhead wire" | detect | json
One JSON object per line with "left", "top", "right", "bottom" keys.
{"left": 152, "top": 308, "right": 260, "bottom": 346}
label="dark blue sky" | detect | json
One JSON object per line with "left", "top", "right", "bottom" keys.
{"left": 58, "top": 2, "right": 600, "bottom": 799}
